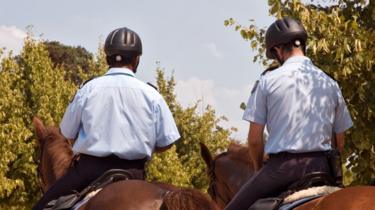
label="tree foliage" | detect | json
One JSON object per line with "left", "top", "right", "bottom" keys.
{"left": 146, "top": 69, "right": 230, "bottom": 190}
{"left": 0, "top": 35, "right": 77, "bottom": 209}
{"left": 0, "top": 34, "right": 231, "bottom": 208}
{"left": 226, "top": 0, "right": 375, "bottom": 185}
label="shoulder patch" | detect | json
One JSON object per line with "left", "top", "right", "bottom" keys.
{"left": 251, "top": 80, "right": 259, "bottom": 94}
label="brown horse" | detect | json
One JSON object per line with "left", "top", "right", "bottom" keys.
{"left": 200, "top": 142, "right": 375, "bottom": 210}
{"left": 33, "top": 117, "right": 219, "bottom": 210}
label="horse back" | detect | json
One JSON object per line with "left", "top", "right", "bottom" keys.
{"left": 295, "top": 186, "right": 375, "bottom": 210}
{"left": 82, "top": 180, "right": 165, "bottom": 210}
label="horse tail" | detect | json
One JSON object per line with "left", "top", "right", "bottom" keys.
{"left": 200, "top": 142, "right": 213, "bottom": 168}
{"left": 161, "top": 189, "right": 219, "bottom": 210}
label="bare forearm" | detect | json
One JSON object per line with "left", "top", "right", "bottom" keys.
{"left": 249, "top": 140, "right": 264, "bottom": 171}
{"left": 335, "top": 133, "right": 345, "bottom": 153}
{"left": 247, "top": 122, "right": 265, "bottom": 171}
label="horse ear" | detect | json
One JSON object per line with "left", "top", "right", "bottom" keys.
{"left": 200, "top": 142, "right": 212, "bottom": 168}
{"left": 33, "top": 117, "right": 47, "bottom": 143}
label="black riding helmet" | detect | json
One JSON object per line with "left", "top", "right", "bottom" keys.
{"left": 104, "top": 27, "right": 142, "bottom": 57}
{"left": 265, "top": 17, "right": 307, "bottom": 59}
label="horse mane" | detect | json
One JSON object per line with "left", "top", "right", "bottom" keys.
{"left": 42, "top": 126, "right": 73, "bottom": 180}
{"left": 161, "top": 188, "right": 219, "bottom": 210}
{"left": 225, "top": 142, "right": 252, "bottom": 166}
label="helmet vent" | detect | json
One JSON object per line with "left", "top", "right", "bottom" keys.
{"left": 124, "top": 32, "right": 136, "bottom": 47}
{"left": 265, "top": 17, "right": 307, "bottom": 59}
{"left": 110, "top": 29, "right": 120, "bottom": 45}
{"left": 104, "top": 27, "right": 142, "bottom": 56}
{"left": 275, "top": 22, "right": 282, "bottom": 31}
{"left": 284, "top": 19, "right": 290, "bottom": 28}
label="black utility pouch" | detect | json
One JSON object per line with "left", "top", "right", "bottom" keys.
{"left": 248, "top": 197, "right": 283, "bottom": 210}
{"left": 326, "top": 149, "right": 343, "bottom": 186}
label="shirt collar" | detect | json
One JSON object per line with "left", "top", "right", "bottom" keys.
{"left": 283, "top": 55, "right": 312, "bottom": 65}
{"left": 105, "top": 67, "right": 136, "bottom": 77}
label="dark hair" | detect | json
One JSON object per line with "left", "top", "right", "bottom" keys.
{"left": 106, "top": 55, "right": 136, "bottom": 67}
{"left": 279, "top": 39, "right": 306, "bottom": 55}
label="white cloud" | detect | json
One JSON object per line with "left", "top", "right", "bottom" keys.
{"left": 174, "top": 77, "right": 216, "bottom": 108}
{"left": 0, "top": 25, "right": 27, "bottom": 54}
{"left": 206, "top": 42, "right": 223, "bottom": 59}
{"left": 175, "top": 78, "right": 253, "bottom": 142}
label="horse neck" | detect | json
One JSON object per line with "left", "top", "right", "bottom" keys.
{"left": 42, "top": 135, "right": 74, "bottom": 186}
{"left": 213, "top": 148, "right": 255, "bottom": 204}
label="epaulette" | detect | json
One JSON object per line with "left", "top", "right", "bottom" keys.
{"left": 311, "top": 61, "right": 337, "bottom": 82}
{"left": 251, "top": 80, "right": 259, "bottom": 94}
{"left": 70, "top": 76, "right": 97, "bottom": 103}
{"left": 79, "top": 76, "right": 97, "bottom": 89}
{"left": 322, "top": 71, "right": 337, "bottom": 82}
{"left": 147, "top": 82, "right": 159, "bottom": 91}
{"left": 261, "top": 65, "right": 280, "bottom": 76}
{"left": 251, "top": 65, "right": 280, "bottom": 94}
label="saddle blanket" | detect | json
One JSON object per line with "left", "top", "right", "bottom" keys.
{"left": 279, "top": 186, "right": 341, "bottom": 210}
{"left": 283, "top": 186, "right": 341, "bottom": 203}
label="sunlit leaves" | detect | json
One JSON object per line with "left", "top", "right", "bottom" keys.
{"left": 0, "top": 35, "right": 101, "bottom": 208}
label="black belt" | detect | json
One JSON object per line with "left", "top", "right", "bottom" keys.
{"left": 78, "top": 154, "right": 147, "bottom": 168}
{"left": 269, "top": 151, "right": 327, "bottom": 159}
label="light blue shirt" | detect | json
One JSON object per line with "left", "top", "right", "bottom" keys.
{"left": 243, "top": 56, "right": 353, "bottom": 154}
{"left": 60, "top": 67, "right": 180, "bottom": 159}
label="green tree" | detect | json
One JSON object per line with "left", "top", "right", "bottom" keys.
{"left": 146, "top": 69, "right": 231, "bottom": 190}
{"left": 43, "top": 41, "right": 93, "bottom": 84}
{"left": 0, "top": 34, "right": 231, "bottom": 208}
{"left": 226, "top": 0, "right": 375, "bottom": 185}
{"left": 0, "top": 35, "right": 77, "bottom": 209}
{"left": 0, "top": 34, "right": 107, "bottom": 208}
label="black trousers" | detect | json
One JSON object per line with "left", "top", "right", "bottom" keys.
{"left": 32, "top": 154, "right": 146, "bottom": 210}
{"left": 224, "top": 152, "right": 330, "bottom": 210}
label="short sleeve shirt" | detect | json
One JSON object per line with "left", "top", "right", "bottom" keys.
{"left": 60, "top": 67, "right": 181, "bottom": 159}
{"left": 243, "top": 56, "right": 353, "bottom": 154}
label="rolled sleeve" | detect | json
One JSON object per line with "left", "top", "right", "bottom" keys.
{"left": 334, "top": 89, "right": 353, "bottom": 133}
{"left": 154, "top": 97, "right": 180, "bottom": 147}
{"left": 242, "top": 79, "right": 267, "bottom": 125}
{"left": 60, "top": 90, "right": 85, "bottom": 139}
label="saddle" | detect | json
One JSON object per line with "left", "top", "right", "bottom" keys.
{"left": 44, "top": 169, "right": 133, "bottom": 210}
{"left": 248, "top": 172, "right": 337, "bottom": 210}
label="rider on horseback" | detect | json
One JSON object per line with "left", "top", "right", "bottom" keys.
{"left": 224, "top": 17, "right": 353, "bottom": 210}
{"left": 32, "top": 27, "right": 181, "bottom": 210}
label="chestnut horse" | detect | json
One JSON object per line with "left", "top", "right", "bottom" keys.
{"left": 200, "top": 142, "right": 375, "bottom": 210}
{"left": 33, "top": 117, "right": 219, "bottom": 210}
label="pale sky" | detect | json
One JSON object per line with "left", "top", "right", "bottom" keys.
{"left": 0, "top": 0, "right": 275, "bottom": 141}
